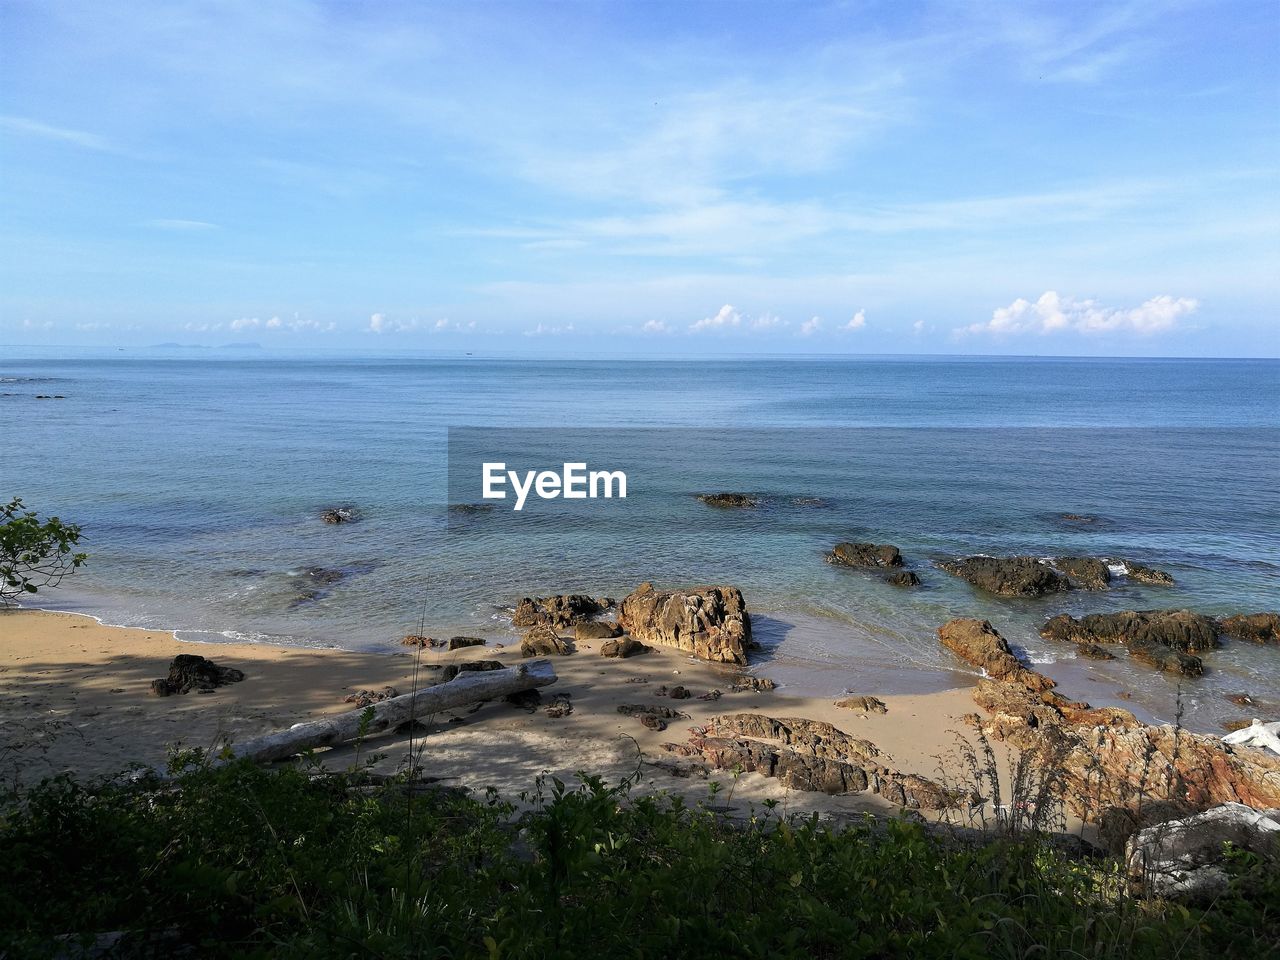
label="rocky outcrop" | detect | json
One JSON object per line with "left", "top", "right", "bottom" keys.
{"left": 730, "top": 675, "right": 777, "bottom": 693}
{"left": 1040, "top": 610, "right": 1219, "bottom": 676}
{"left": 836, "top": 696, "right": 887, "bottom": 714}
{"left": 512, "top": 594, "right": 612, "bottom": 629}
{"left": 662, "top": 713, "right": 964, "bottom": 809}
{"left": 575, "top": 620, "right": 622, "bottom": 641}
{"left": 600, "top": 637, "right": 647, "bottom": 658}
{"left": 320, "top": 506, "right": 359, "bottom": 524}
{"left": 1218, "top": 612, "right": 1280, "bottom": 645}
{"left": 447, "top": 636, "right": 486, "bottom": 650}
{"left": 151, "top": 655, "right": 246, "bottom": 696}
{"left": 937, "top": 618, "right": 1056, "bottom": 691}
{"left": 1126, "top": 804, "right": 1280, "bottom": 900}
{"left": 826, "top": 542, "right": 903, "bottom": 568}
{"left": 1054, "top": 557, "right": 1111, "bottom": 590}
{"left": 885, "top": 570, "right": 921, "bottom": 588}
{"left": 520, "top": 626, "right": 570, "bottom": 658}
{"left": 1123, "top": 562, "right": 1174, "bottom": 586}
{"left": 616, "top": 583, "right": 752, "bottom": 665}
{"left": 697, "top": 493, "right": 759, "bottom": 508}
{"left": 938, "top": 556, "right": 1071, "bottom": 597}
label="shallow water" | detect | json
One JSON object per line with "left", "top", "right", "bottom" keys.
{"left": 3, "top": 350, "right": 1277, "bottom": 732}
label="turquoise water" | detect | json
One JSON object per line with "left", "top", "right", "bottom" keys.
{"left": 3, "top": 352, "right": 1278, "bottom": 730}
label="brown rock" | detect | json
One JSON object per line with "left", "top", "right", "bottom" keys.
{"left": 153, "top": 654, "right": 245, "bottom": 696}
{"left": 447, "top": 636, "right": 486, "bottom": 650}
{"left": 1054, "top": 556, "right": 1111, "bottom": 590}
{"left": 519, "top": 626, "right": 570, "bottom": 658}
{"left": 512, "top": 594, "right": 612, "bottom": 629}
{"left": 937, "top": 618, "right": 1056, "bottom": 691}
{"left": 600, "top": 637, "right": 647, "bottom": 658}
{"left": 697, "top": 493, "right": 759, "bottom": 508}
{"left": 938, "top": 555, "right": 1071, "bottom": 597}
{"left": 1217, "top": 612, "right": 1280, "bottom": 645}
{"left": 1127, "top": 641, "right": 1202, "bottom": 676}
{"left": 885, "top": 570, "right": 921, "bottom": 587}
{"left": 575, "top": 620, "right": 622, "bottom": 641}
{"left": 1124, "top": 562, "right": 1175, "bottom": 586}
{"left": 1040, "top": 610, "right": 1220, "bottom": 654}
{"left": 835, "top": 696, "right": 888, "bottom": 714}
{"left": 401, "top": 634, "right": 435, "bottom": 647}
{"left": 1076, "top": 643, "right": 1116, "bottom": 661}
{"left": 616, "top": 583, "right": 753, "bottom": 665}
{"left": 730, "top": 674, "right": 777, "bottom": 693}
{"left": 826, "top": 542, "right": 904, "bottom": 568}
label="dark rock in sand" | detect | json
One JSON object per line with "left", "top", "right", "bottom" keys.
{"left": 1054, "top": 556, "right": 1112, "bottom": 590}
{"left": 320, "top": 506, "right": 359, "bottom": 524}
{"left": 600, "top": 636, "right": 647, "bottom": 658}
{"left": 827, "top": 542, "right": 904, "bottom": 569}
{"left": 730, "top": 674, "right": 777, "bottom": 693}
{"left": 668, "top": 685, "right": 692, "bottom": 700}
{"left": 1123, "top": 561, "right": 1174, "bottom": 586}
{"left": 1217, "top": 612, "right": 1280, "bottom": 645}
{"left": 617, "top": 703, "right": 688, "bottom": 720}
{"left": 344, "top": 686, "right": 399, "bottom": 707}
{"left": 1040, "top": 610, "right": 1220, "bottom": 654}
{"left": 937, "top": 618, "right": 1056, "bottom": 691}
{"left": 616, "top": 582, "right": 752, "bottom": 665}
{"left": 545, "top": 693, "right": 573, "bottom": 718}
{"left": 938, "top": 555, "right": 1070, "bottom": 597}
{"left": 505, "top": 688, "right": 542, "bottom": 712}
{"left": 697, "top": 492, "right": 759, "bottom": 508}
{"left": 447, "top": 636, "right": 486, "bottom": 650}
{"left": 575, "top": 620, "right": 622, "bottom": 641}
{"left": 512, "top": 594, "right": 612, "bottom": 629}
{"left": 885, "top": 570, "right": 921, "bottom": 588}
{"left": 401, "top": 634, "right": 435, "bottom": 647}
{"left": 520, "top": 625, "right": 571, "bottom": 658}
{"left": 153, "top": 654, "right": 245, "bottom": 696}
{"left": 441, "top": 660, "right": 504, "bottom": 682}
{"left": 835, "top": 696, "right": 888, "bottom": 714}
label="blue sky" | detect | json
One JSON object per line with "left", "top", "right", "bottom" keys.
{"left": 1, "top": 0, "right": 1277, "bottom": 356}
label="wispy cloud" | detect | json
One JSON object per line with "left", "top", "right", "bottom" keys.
{"left": 523, "top": 322, "right": 575, "bottom": 336}
{"left": 433, "top": 318, "right": 477, "bottom": 333}
{"left": 959, "top": 292, "right": 1199, "bottom": 337}
{"left": 0, "top": 115, "right": 115, "bottom": 152}
{"left": 146, "top": 218, "right": 219, "bottom": 231}
{"left": 799, "top": 316, "right": 823, "bottom": 336}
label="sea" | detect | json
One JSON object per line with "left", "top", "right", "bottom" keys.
{"left": 3, "top": 348, "right": 1278, "bottom": 733}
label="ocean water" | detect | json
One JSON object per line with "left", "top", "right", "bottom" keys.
{"left": 3, "top": 351, "right": 1278, "bottom": 732}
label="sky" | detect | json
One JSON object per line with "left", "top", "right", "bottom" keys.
{"left": 1, "top": 0, "right": 1278, "bottom": 357}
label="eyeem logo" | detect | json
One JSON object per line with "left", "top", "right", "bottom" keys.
{"left": 482, "top": 462, "right": 627, "bottom": 511}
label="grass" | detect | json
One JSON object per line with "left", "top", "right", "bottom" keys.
{"left": 1, "top": 758, "right": 1276, "bottom": 959}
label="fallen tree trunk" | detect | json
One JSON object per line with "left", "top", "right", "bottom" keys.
{"left": 214, "top": 658, "right": 557, "bottom": 766}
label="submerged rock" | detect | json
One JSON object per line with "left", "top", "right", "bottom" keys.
{"left": 320, "top": 506, "right": 359, "bottom": 524}
{"left": 697, "top": 492, "right": 759, "bottom": 508}
{"left": 1218, "top": 612, "right": 1280, "bottom": 645}
{"left": 885, "top": 570, "right": 921, "bottom": 588}
{"left": 938, "top": 555, "right": 1071, "bottom": 597}
{"left": 152, "top": 655, "right": 245, "bottom": 696}
{"left": 1123, "top": 562, "right": 1175, "bottom": 586}
{"left": 826, "top": 542, "right": 904, "bottom": 569}
{"left": 617, "top": 582, "right": 753, "bottom": 665}
{"left": 1054, "top": 556, "right": 1112, "bottom": 590}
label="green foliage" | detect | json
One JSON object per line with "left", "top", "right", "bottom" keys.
{"left": 0, "top": 498, "right": 86, "bottom": 606}
{"left": 0, "top": 764, "right": 1275, "bottom": 958}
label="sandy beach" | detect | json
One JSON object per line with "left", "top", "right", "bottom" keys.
{"left": 0, "top": 609, "right": 998, "bottom": 820}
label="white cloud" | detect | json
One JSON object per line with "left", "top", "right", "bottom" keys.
{"left": 842, "top": 309, "right": 866, "bottom": 331}
{"left": 751, "top": 313, "right": 787, "bottom": 330}
{"left": 641, "top": 319, "right": 673, "bottom": 334}
{"left": 523, "top": 322, "right": 575, "bottom": 336}
{"left": 690, "top": 304, "right": 742, "bottom": 332}
{"left": 432, "top": 319, "right": 477, "bottom": 333}
{"left": 799, "top": 316, "right": 823, "bottom": 336}
{"left": 0, "top": 115, "right": 114, "bottom": 152}
{"left": 368, "top": 313, "right": 416, "bottom": 334}
{"left": 22, "top": 318, "right": 55, "bottom": 330}
{"left": 230, "top": 316, "right": 260, "bottom": 331}
{"left": 959, "top": 292, "right": 1199, "bottom": 337}
{"left": 912, "top": 320, "right": 926, "bottom": 335}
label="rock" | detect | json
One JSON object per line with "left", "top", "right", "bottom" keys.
{"left": 1096, "top": 800, "right": 1196, "bottom": 856}
{"left": 153, "top": 655, "right": 245, "bottom": 695}
{"left": 149, "top": 679, "right": 171, "bottom": 697}
{"left": 1123, "top": 562, "right": 1174, "bottom": 586}
{"left": 1126, "top": 803, "right": 1280, "bottom": 899}
{"left": 575, "top": 620, "right": 622, "bottom": 641}
{"left": 505, "top": 688, "right": 542, "bottom": 712}
{"left": 320, "top": 506, "right": 359, "bottom": 524}
{"left": 1040, "top": 610, "right": 1221, "bottom": 654}
{"left": 401, "top": 634, "right": 434, "bottom": 647}
{"left": 638, "top": 714, "right": 666, "bottom": 730}
{"left": 885, "top": 570, "right": 921, "bottom": 587}
{"left": 545, "top": 693, "right": 573, "bottom": 718}
{"left": 600, "top": 637, "right": 647, "bottom": 658}
{"left": 520, "top": 626, "right": 570, "bottom": 658}
{"left": 669, "top": 685, "right": 691, "bottom": 700}
{"left": 826, "top": 542, "right": 903, "bottom": 568}
{"left": 1060, "top": 513, "right": 1101, "bottom": 524}
{"left": 617, "top": 704, "right": 689, "bottom": 719}
{"left": 447, "top": 636, "right": 486, "bottom": 650}
{"left": 937, "top": 619, "right": 1056, "bottom": 691}
{"left": 730, "top": 675, "right": 776, "bottom": 693}
{"left": 1228, "top": 693, "right": 1258, "bottom": 707}
{"left": 344, "top": 686, "right": 399, "bottom": 707}
{"left": 1127, "top": 640, "right": 1202, "bottom": 676}
{"left": 616, "top": 583, "right": 753, "bottom": 665}
{"left": 937, "top": 556, "right": 1070, "bottom": 597}
{"left": 663, "top": 713, "right": 965, "bottom": 809}
{"left": 1054, "top": 556, "right": 1111, "bottom": 590}
{"left": 512, "top": 594, "right": 612, "bottom": 629}
{"left": 441, "top": 660, "right": 505, "bottom": 682}
{"left": 1076, "top": 643, "right": 1116, "bottom": 661}
{"left": 1218, "top": 612, "right": 1280, "bottom": 645}
{"left": 697, "top": 493, "right": 759, "bottom": 508}
{"left": 1223, "top": 719, "right": 1254, "bottom": 732}
{"left": 835, "top": 696, "right": 887, "bottom": 714}
{"left": 289, "top": 566, "right": 346, "bottom": 607}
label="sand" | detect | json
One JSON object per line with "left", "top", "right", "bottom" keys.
{"left": 0, "top": 609, "right": 996, "bottom": 821}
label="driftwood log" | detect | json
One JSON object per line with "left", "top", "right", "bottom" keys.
{"left": 213, "top": 659, "right": 557, "bottom": 766}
